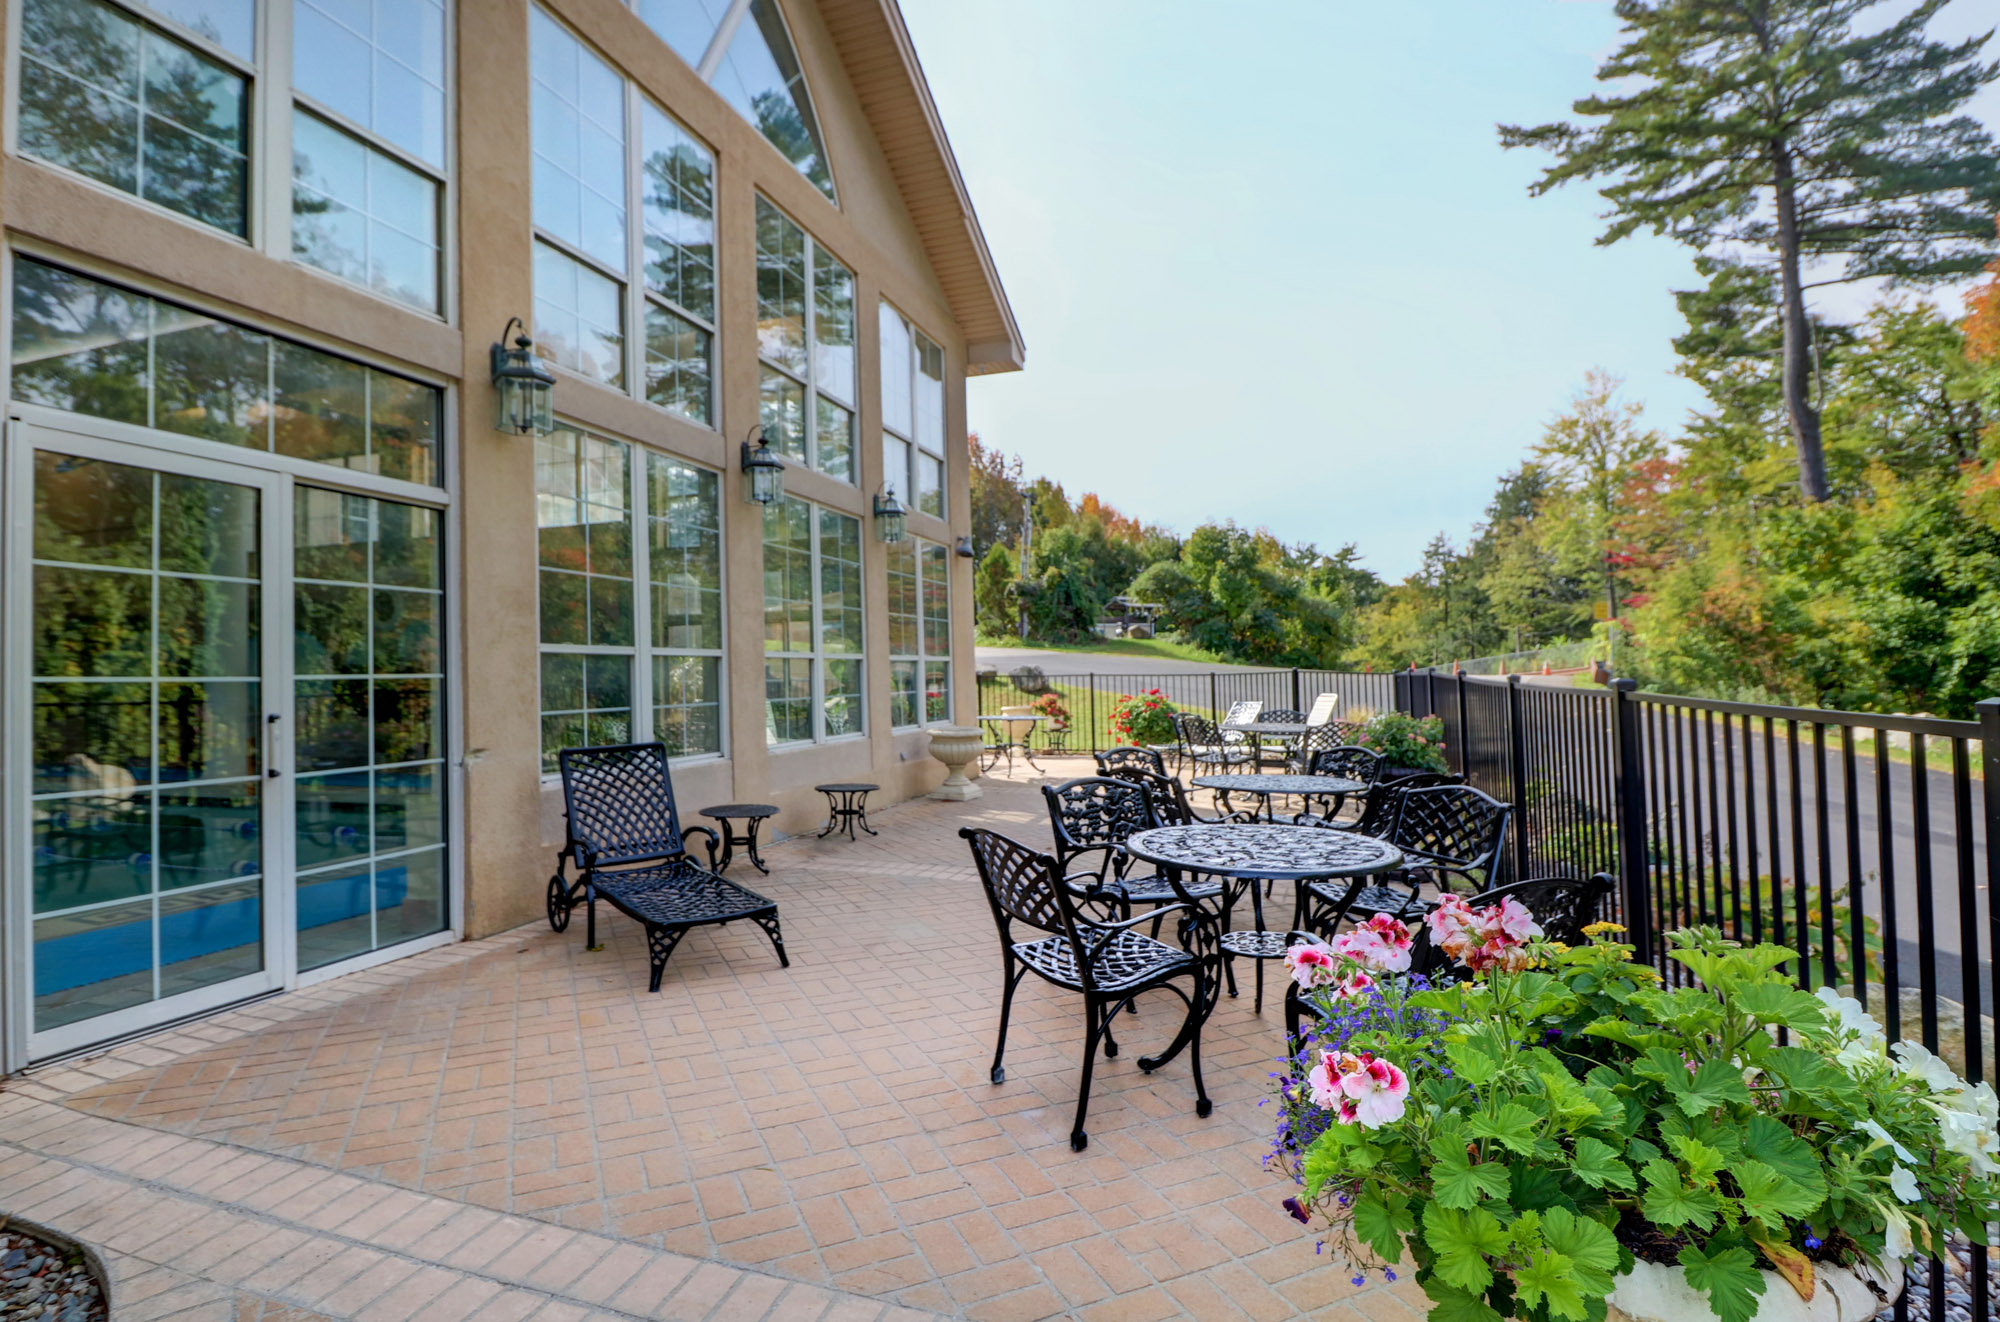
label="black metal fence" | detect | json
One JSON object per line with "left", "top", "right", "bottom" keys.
{"left": 974, "top": 668, "right": 1397, "bottom": 754}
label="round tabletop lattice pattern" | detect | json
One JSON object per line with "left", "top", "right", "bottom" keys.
{"left": 1124, "top": 823, "right": 1403, "bottom": 881}
{"left": 1191, "top": 775, "right": 1364, "bottom": 797}
{"left": 700, "top": 804, "right": 778, "bottom": 818}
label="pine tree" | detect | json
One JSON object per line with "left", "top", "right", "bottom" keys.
{"left": 1500, "top": 0, "right": 2000, "bottom": 501}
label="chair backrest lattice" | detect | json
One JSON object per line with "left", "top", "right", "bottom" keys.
{"left": 1102, "top": 765, "right": 1198, "bottom": 828}
{"left": 1388, "top": 784, "right": 1510, "bottom": 883}
{"left": 1043, "top": 776, "right": 1153, "bottom": 861}
{"left": 962, "top": 828, "right": 1100, "bottom": 986}
{"left": 1345, "top": 771, "right": 1455, "bottom": 837}
{"left": 1095, "top": 746, "right": 1167, "bottom": 779}
{"left": 1305, "top": 692, "right": 1340, "bottom": 726}
{"left": 1176, "top": 712, "right": 1225, "bottom": 751}
{"left": 1222, "top": 700, "right": 1262, "bottom": 727}
{"left": 1261, "top": 709, "right": 1306, "bottom": 725}
{"left": 557, "top": 742, "right": 686, "bottom": 867}
{"left": 1308, "top": 745, "right": 1386, "bottom": 785}
{"left": 1476, "top": 874, "right": 1613, "bottom": 945}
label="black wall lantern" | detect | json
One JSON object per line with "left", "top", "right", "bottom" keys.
{"left": 490, "top": 317, "right": 555, "bottom": 437}
{"left": 955, "top": 535, "right": 976, "bottom": 558}
{"left": 873, "top": 488, "right": 908, "bottom": 544}
{"left": 740, "top": 425, "right": 784, "bottom": 505}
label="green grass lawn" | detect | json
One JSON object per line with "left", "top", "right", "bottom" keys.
{"left": 974, "top": 633, "right": 1232, "bottom": 666}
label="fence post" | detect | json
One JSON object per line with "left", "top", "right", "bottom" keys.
{"left": 1423, "top": 667, "right": 1437, "bottom": 720}
{"left": 1394, "top": 670, "right": 1409, "bottom": 714}
{"left": 1455, "top": 675, "right": 1471, "bottom": 779}
{"left": 1980, "top": 701, "right": 2000, "bottom": 1080}
{"left": 1290, "top": 667, "right": 1302, "bottom": 713}
{"left": 1608, "top": 678, "right": 1653, "bottom": 965}
{"left": 1089, "top": 675, "right": 1098, "bottom": 756}
{"left": 1505, "top": 674, "right": 1530, "bottom": 883}
{"left": 1209, "top": 672, "right": 1218, "bottom": 723}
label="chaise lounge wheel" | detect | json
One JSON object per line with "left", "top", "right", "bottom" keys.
{"left": 547, "top": 876, "right": 570, "bottom": 932}
{"left": 1196, "top": 1098, "right": 1213, "bottom": 1118}
{"left": 1070, "top": 1131, "right": 1088, "bottom": 1152}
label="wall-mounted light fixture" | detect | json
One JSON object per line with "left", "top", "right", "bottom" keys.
{"left": 489, "top": 317, "right": 555, "bottom": 436}
{"left": 954, "top": 535, "right": 976, "bottom": 559}
{"left": 873, "top": 488, "right": 908, "bottom": 544}
{"left": 740, "top": 426, "right": 784, "bottom": 505}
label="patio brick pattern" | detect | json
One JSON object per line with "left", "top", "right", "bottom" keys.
{"left": 6, "top": 765, "right": 1432, "bottom": 1320}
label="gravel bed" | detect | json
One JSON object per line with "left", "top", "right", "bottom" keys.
{"left": 0, "top": 1224, "right": 105, "bottom": 1322}
{"left": 1883, "top": 1239, "right": 1998, "bottom": 1322}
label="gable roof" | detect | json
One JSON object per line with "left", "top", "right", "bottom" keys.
{"left": 817, "top": 0, "right": 1025, "bottom": 374}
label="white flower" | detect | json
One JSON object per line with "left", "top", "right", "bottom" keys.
{"left": 1817, "top": 987, "right": 1887, "bottom": 1050}
{"left": 1882, "top": 1206, "right": 1915, "bottom": 1261}
{"left": 1891, "top": 1040, "right": 1961, "bottom": 1093}
{"left": 1887, "top": 1165, "right": 1922, "bottom": 1204}
{"left": 1935, "top": 1103, "right": 2000, "bottom": 1177}
{"left": 1857, "top": 1118, "right": 1915, "bottom": 1164}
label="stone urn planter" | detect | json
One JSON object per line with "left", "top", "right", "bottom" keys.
{"left": 1605, "top": 1258, "right": 1899, "bottom": 1322}
{"left": 926, "top": 725, "right": 986, "bottom": 801}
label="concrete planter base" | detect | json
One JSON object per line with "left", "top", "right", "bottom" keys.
{"left": 1605, "top": 1259, "right": 1899, "bottom": 1322}
{"left": 926, "top": 726, "right": 986, "bottom": 800}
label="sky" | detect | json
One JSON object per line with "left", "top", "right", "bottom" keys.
{"left": 897, "top": 0, "right": 2000, "bottom": 582}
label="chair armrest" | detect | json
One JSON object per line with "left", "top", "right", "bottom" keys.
{"left": 679, "top": 825, "right": 720, "bottom": 871}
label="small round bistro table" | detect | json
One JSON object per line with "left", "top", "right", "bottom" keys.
{"left": 1191, "top": 773, "right": 1365, "bottom": 823}
{"left": 978, "top": 713, "right": 1049, "bottom": 774}
{"left": 813, "top": 784, "right": 879, "bottom": 841}
{"left": 698, "top": 803, "right": 778, "bottom": 875}
{"left": 1221, "top": 720, "right": 1311, "bottom": 771}
{"left": 1122, "top": 823, "right": 1405, "bottom": 1014}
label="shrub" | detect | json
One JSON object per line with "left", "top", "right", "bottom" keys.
{"left": 1357, "top": 711, "right": 1449, "bottom": 773}
{"left": 1107, "top": 690, "right": 1176, "bottom": 746}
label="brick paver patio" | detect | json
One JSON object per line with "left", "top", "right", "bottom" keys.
{"left": 0, "top": 767, "right": 1429, "bottom": 1321}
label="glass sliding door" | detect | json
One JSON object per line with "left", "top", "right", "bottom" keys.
{"left": 19, "top": 426, "right": 286, "bottom": 1053}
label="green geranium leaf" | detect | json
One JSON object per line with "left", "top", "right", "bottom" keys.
{"left": 1662, "top": 1057, "right": 1751, "bottom": 1117}
{"left": 1743, "top": 1116, "right": 1827, "bottom": 1200}
{"left": 1679, "top": 1243, "right": 1768, "bottom": 1322}
{"left": 1354, "top": 1190, "right": 1414, "bottom": 1263}
{"left": 1733, "top": 985, "right": 1830, "bottom": 1035}
{"left": 1448, "top": 1040, "right": 1502, "bottom": 1087}
{"left": 1570, "top": 1137, "right": 1637, "bottom": 1191}
{"left": 1541, "top": 1206, "right": 1621, "bottom": 1297}
{"left": 1763, "top": 1046, "right": 1848, "bottom": 1095}
{"left": 1512, "top": 1162, "right": 1567, "bottom": 1210}
{"left": 1303, "top": 1133, "right": 1345, "bottom": 1201}
{"left": 1423, "top": 1202, "right": 1510, "bottom": 1294}
{"left": 1735, "top": 1159, "right": 1822, "bottom": 1231}
{"left": 1516, "top": 1251, "right": 1586, "bottom": 1320}
{"left": 1469, "top": 1103, "right": 1541, "bottom": 1154}
{"left": 1434, "top": 1150, "right": 1513, "bottom": 1209}
{"left": 1422, "top": 1278, "right": 1506, "bottom": 1322}
{"left": 1642, "top": 1160, "right": 1720, "bottom": 1230}
{"left": 1581, "top": 1021, "right": 1674, "bottom": 1051}
{"left": 1667, "top": 1134, "right": 1727, "bottom": 1187}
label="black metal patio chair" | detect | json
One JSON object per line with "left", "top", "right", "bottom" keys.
{"left": 1094, "top": 745, "right": 1167, "bottom": 780}
{"left": 1042, "top": 777, "right": 1224, "bottom": 919}
{"left": 1296, "top": 783, "right": 1511, "bottom": 939}
{"left": 962, "top": 827, "right": 1212, "bottom": 1151}
{"left": 1103, "top": 765, "right": 1255, "bottom": 828}
{"left": 1291, "top": 719, "right": 1366, "bottom": 772}
{"left": 1173, "top": 712, "right": 1253, "bottom": 775}
{"left": 549, "top": 742, "right": 787, "bottom": 990}
{"left": 1290, "top": 745, "right": 1386, "bottom": 822}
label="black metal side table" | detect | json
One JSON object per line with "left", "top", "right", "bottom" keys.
{"left": 698, "top": 803, "right": 778, "bottom": 875}
{"left": 813, "top": 783, "right": 879, "bottom": 841}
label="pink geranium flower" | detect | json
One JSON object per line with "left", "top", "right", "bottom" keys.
{"left": 1425, "top": 894, "right": 1544, "bottom": 972}
{"left": 1308, "top": 1050, "right": 1410, "bottom": 1128}
{"left": 1284, "top": 939, "right": 1343, "bottom": 990}
{"left": 1332, "top": 915, "right": 1416, "bottom": 972}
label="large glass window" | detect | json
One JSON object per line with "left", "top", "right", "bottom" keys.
{"left": 757, "top": 198, "right": 854, "bottom": 482}
{"left": 12, "top": 258, "right": 443, "bottom": 485}
{"left": 880, "top": 303, "right": 947, "bottom": 518}
{"left": 888, "top": 538, "right": 952, "bottom": 728}
{"left": 531, "top": 8, "right": 718, "bottom": 424}
{"left": 19, "top": 0, "right": 251, "bottom": 236}
{"left": 536, "top": 425, "right": 724, "bottom": 771}
{"left": 762, "top": 496, "right": 861, "bottom": 744}
{"left": 293, "top": 488, "right": 448, "bottom": 970}
{"left": 631, "top": 0, "right": 835, "bottom": 202}
{"left": 290, "top": 0, "right": 446, "bottom": 312}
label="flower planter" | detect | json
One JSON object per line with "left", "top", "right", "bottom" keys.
{"left": 1605, "top": 1259, "right": 1899, "bottom": 1322}
{"left": 926, "top": 725, "right": 986, "bottom": 801}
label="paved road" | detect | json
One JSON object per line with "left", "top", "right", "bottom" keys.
{"left": 975, "top": 646, "right": 1274, "bottom": 677}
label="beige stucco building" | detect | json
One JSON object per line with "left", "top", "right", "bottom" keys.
{"left": 0, "top": 0, "right": 1021, "bottom": 1070}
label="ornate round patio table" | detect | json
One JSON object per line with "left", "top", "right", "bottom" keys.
{"left": 1191, "top": 773, "right": 1364, "bottom": 822}
{"left": 1122, "top": 824, "right": 1405, "bottom": 1014}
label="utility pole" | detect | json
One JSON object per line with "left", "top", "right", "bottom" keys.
{"left": 1016, "top": 504, "right": 1034, "bottom": 641}
{"left": 1604, "top": 549, "right": 1618, "bottom": 676}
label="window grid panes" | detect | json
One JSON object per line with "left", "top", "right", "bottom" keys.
{"left": 293, "top": 487, "right": 449, "bottom": 971}
{"left": 888, "top": 537, "right": 951, "bottom": 729}
{"left": 756, "top": 197, "right": 854, "bottom": 482}
{"left": 536, "top": 425, "right": 725, "bottom": 772}
{"left": 290, "top": 0, "right": 447, "bottom": 312}
{"left": 19, "top": 0, "right": 251, "bottom": 237}
{"left": 879, "top": 303, "right": 947, "bottom": 517}
{"left": 11, "top": 259, "right": 443, "bottom": 485}
{"left": 531, "top": 7, "right": 718, "bottom": 425}
{"left": 762, "top": 495, "right": 862, "bottom": 745}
